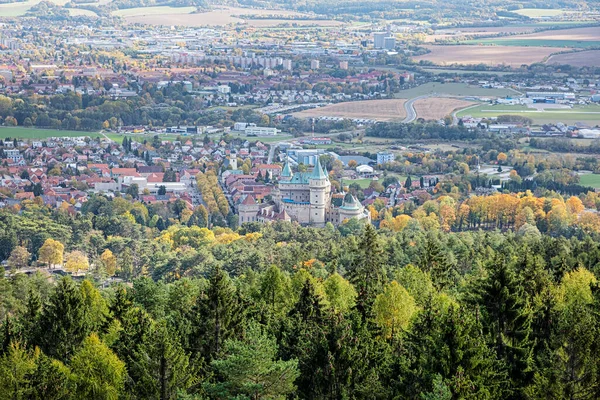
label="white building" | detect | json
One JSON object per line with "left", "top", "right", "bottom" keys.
{"left": 244, "top": 126, "right": 278, "bottom": 136}
{"left": 373, "top": 32, "right": 386, "bottom": 48}
{"left": 339, "top": 61, "right": 348, "bottom": 70}
{"left": 377, "top": 151, "right": 395, "bottom": 165}
{"left": 282, "top": 59, "right": 292, "bottom": 70}
{"left": 234, "top": 122, "right": 249, "bottom": 131}
{"left": 384, "top": 37, "right": 396, "bottom": 50}
{"left": 218, "top": 85, "right": 231, "bottom": 94}
{"left": 310, "top": 60, "right": 320, "bottom": 70}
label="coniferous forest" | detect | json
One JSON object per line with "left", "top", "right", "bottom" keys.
{"left": 2, "top": 202, "right": 600, "bottom": 399}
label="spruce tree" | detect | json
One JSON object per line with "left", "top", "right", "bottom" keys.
{"left": 348, "top": 224, "right": 386, "bottom": 319}
{"left": 189, "top": 266, "right": 245, "bottom": 362}
{"left": 476, "top": 257, "right": 533, "bottom": 396}
{"left": 37, "top": 277, "right": 89, "bottom": 361}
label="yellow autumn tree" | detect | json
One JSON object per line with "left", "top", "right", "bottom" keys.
{"left": 65, "top": 250, "right": 90, "bottom": 275}
{"left": 39, "top": 238, "right": 64, "bottom": 269}
{"left": 100, "top": 249, "right": 117, "bottom": 276}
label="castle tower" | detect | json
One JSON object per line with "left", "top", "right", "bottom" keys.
{"left": 281, "top": 158, "right": 293, "bottom": 181}
{"left": 238, "top": 194, "right": 259, "bottom": 224}
{"left": 309, "top": 156, "right": 330, "bottom": 227}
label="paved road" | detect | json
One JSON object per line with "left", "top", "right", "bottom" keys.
{"left": 401, "top": 95, "right": 430, "bottom": 123}
{"left": 452, "top": 104, "right": 479, "bottom": 125}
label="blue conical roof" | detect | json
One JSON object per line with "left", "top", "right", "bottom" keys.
{"left": 310, "top": 156, "right": 328, "bottom": 180}
{"left": 281, "top": 159, "right": 293, "bottom": 178}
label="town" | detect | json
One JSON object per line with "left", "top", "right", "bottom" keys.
{"left": 2, "top": 2, "right": 600, "bottom": 399}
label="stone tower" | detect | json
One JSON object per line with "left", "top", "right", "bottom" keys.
{"left": 309, "top": 156, "right": 330, "bottom": 227}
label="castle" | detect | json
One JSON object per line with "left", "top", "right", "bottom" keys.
{"left": 238, "top": 157, "right": 370, "bottom": 227}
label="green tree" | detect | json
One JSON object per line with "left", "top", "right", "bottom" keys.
{"left": 348, "top": 224, "right": 386, "bottom": 318}
{"left": 37, "top": 277, "right": 89, "bottom": 361}
{"left": 190, "top": 265, "right": 245, "bottom": 362}
{"left": 475, "top": 257, "right": 533, "bottom": 395}
{"left": 0, "top": 341, "right": 38, "bottom": 400}
{"left": 70, "top": 333, "right": 126, "bottom": 400}
{"left": 130, "top": 321, "right": 197, "bottom": 400}
{"left": 373, "top": 281, "right": 417, "bottom": 339}
{"left": 323, "top": 272, "right": 357, "bottom": 314}
{"left": 259, "top": 265, "right": 291, "bottom": 314}
{"left": 206, "top": 322, "right": 299, "bottom": 400}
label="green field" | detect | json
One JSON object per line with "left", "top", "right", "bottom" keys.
{"left": 463, "top": 38, "right": 600, "bottom": 48}
{"left": 456, "top": 104, "right": 600, "bottom": 125}
{"left": 395, "top": 82, "right": 518, "bottom": 99}
{"left": 0, "top": 127, "right": 96, "bottom": 139}
{"left": 580, "top": 174, "right": 600, "bottom": 188}
{"left": 0, "top": 0, "right": 69, "bottom": 17}
{"left": 66, "top": 7, "right": 98, "bottom": 17}
{"left": 112, "top": 6, "right": 195, "bottom": 17}
{"left": 513, "top": 8, "right": 564, "bottom": 18}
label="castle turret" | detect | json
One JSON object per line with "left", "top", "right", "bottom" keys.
{"left": 281, "top": 159, "right": 293, "bottom": 181}
{"left": 309, "top": 156, "right": 330, "bottom": 227}
{"left": 238, "top": 194, "right": 259, "bottom": 224}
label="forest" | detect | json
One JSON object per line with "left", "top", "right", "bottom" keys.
{"left": 2, "top": 191, "right": 600, "bottom": 398}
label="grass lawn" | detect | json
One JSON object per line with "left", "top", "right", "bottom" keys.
{"left": 462, "top": 38, "right": 600, "bottom": 48}
{"left": 112, "top": 6, "right": 195, "bottom": 17}
{"left": 0, "top": 127, "right": 96, "bottom": 139}
{"left": 395, "top": 82, "right": 517, "bottom": 99}
{"left": 66, "top": 7, "right": 98, "bottom": 16}
{"left": 456, "top": 104, "right": 600, "bottom": 125}
{"left": 580, "top": 174, "right": 600, "bottom": 188}
{"left": 345, "top": 178, "right": 373, "bottom": 189}
{"left": 513, "top": 8, "right": 564, "bottom": 18}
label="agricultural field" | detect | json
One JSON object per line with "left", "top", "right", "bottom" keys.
{"left": 112, "top": 6, "right": 196, "bottom": 17}
{"left": 413, "top": 98, "right": 476, "bottom": 120}
{"left": 546, "top": 50, "right": 600, "bottom": 67}
{"left": 120, "top": 6, "right": 338, "bottom": 27}
{"left": 293, "top": 99, "right": 407, "bottom": 122}
{"left": 579, "top": 173, "right": 600, "bottom": 189}
{"left": 412, "top": 45, "right": 559, "bottom": 66}
{"left": 0, "top": 127, "right": 95, "bottom": 139}
{"left": 396, "top": 83, "right": 517, "bottom": 98}
{"left": 420, "top": 68, "right": 514, "bottom": 76}
{"left": 456, "top": 104, "right": 600, "bottom": 125}
{"left": 463, "top": 27, "right": 600, "bottom": 48}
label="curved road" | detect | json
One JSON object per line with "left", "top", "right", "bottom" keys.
{"left": 401, "top": 95, "right": 431, "bottom": 123}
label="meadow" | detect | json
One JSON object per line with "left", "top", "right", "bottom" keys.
{"left": 456, "top": 104, "right": 600, "bottom": 125}
{"left": 513, "top": 8, "right": 565, "bottom": 18}
{"left": 395, "top": 83, "right": 517, "bottom": 98}
{"left": 0, "top": 127, "right": 95, "bottom": 139}
{"left": 579, "top": 173, "right": 600, "bottom": 188}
